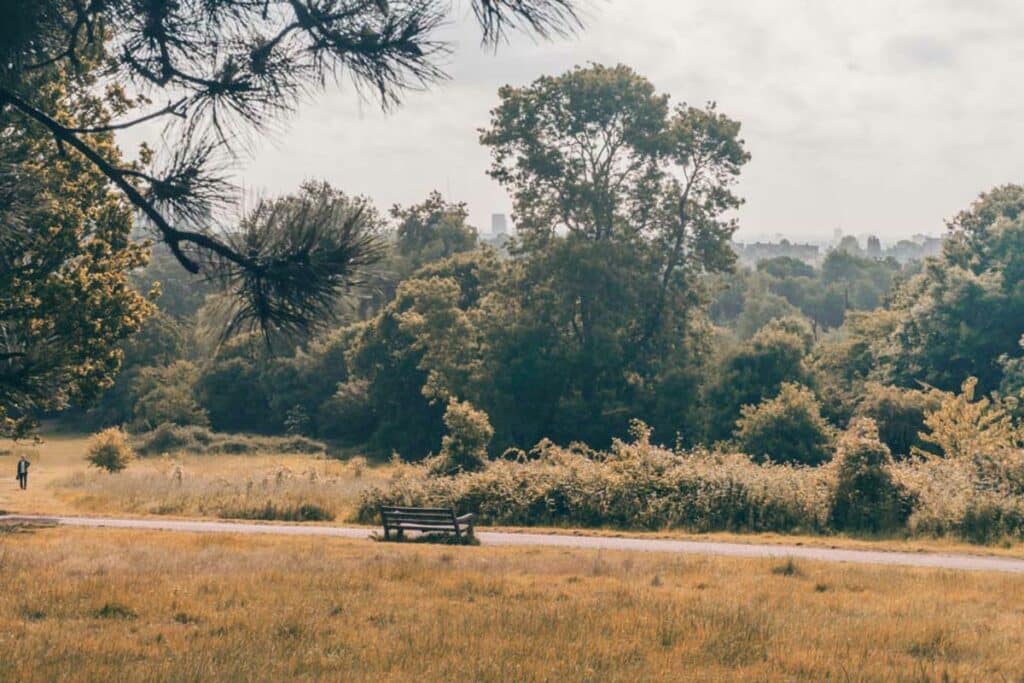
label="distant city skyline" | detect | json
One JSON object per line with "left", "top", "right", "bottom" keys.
{"left": 119, "top": 1, "right": 1024, "bottom": 243}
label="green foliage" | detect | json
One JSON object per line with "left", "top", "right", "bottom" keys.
{"left": 733, "top": 383, "right": 834, "bottom": 466}
{"left": 195, "top": 348, "right": 272, "bottom": 434}
{"left": 734, "top": 290, "right": 801, "bottom": 340}
{"left": 913, "top": 378, "right": 1019, "bottom": 461}
{"left": 852, "top": 383, "right": 941, "bottom": 457}
{"left": 757, "top": 256, "right": 816, "bottom": 280}
{"left": 130, "top": 361, "right": 209, "bottom": 432}
{"left": 360, "top": 433, "right": 833, "bottom": 533}
{"left": 284, "top": 405, "right": 311, "bottom": 436}
{"left": 86, "top": 428, "right": 135, "bottom": 473}
{"left": 705, "top": 327, "right": 813, "bottom": 442}
{"left": 391, "top": 191, "right": 478, "bottom": 273}
{"left": 134, "top": 424, "right": 326, "bottom": 457}
{"left": 829, "top": 418, "right": 909, "bottom": 532}
{"left": 0, "top": 64, "right": 152, "bottom": 438}
{"left": 316, "top": 380, "right": 376, "bottom": 443}
{"left": 880, "top": 186, "right": 1024, "bottom": 393}
{"left": 218, "top": 502, "right": 334, "bottom": 523}
{"left": 432, "top": 399, "right": 495, "bottom": 476}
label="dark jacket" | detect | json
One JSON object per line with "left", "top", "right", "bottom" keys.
{"left": 17, "top": 459, "right": 29, "bottom": 476}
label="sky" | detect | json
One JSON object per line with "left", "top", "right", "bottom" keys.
{"left": 122, "top": 0, "right": 1024, "bottom": 243}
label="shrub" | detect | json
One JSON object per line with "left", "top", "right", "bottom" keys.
{"left": 86, "top": 428, "right": 135, "bottom": 473}
{"left": 284, "top": 405, "right": 312, "bottom": 436}
{"left": 733, "top": 383, "right": 834, "bottom": 465}
{"left": 829, "top": 418, "right": 909, "bottom": 532}
{"left": 218, "top": 502, "right": 335, "bottom": 522}
{"left": 913, "top": 377, "right": 1019, "bottom": 461}
{"left": 134, "top": 424, "right": 327, "bottom": 456}
{"left": 431, "top": 399, "right": 494, "bottom": 476}
{"left": 316, "top": 380, "right": 376, "bottom": 442}
{"left": 360, "top": 431, "right": 833, "bottom": 534}
{"left": 853, "top": 383, "right": 941, "bottom": 457}
{"left": 129, "top": 361, "right": 209, "bottom": 432}
{"left": 704, "top": 326, "right": 812, "bottom": 442}
{"left": 135, "top": 423, "right": 212, "bottom": 455}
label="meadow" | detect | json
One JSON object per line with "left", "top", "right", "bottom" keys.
{"left": 1, "top": 526, "right": 1023, "bottom": 681}
{"left": 0, "top": 432, "right": 390, "bottom": 522}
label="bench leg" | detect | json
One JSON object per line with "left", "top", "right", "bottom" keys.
{"left": 383, "top": 525, "right": 390, "bottom": 541}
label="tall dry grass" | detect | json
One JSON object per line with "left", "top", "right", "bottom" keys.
{"left": 0, "top": 527, "right": 1022, "bottom": 681}
{"left": 55, "top": 454, "right": 384, "bottom": 521}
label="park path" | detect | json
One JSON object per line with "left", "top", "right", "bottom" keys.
{"left": 3, "top": 513, "right": 1024, "bottom": 574}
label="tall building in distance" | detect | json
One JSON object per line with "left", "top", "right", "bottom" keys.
{"left": 491, "top": 213, "right": 509, "bottom": 237}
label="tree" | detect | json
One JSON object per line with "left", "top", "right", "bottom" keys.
{"left": 0, "top": 64, "right": 152, "bottom": 438}
{"left": 1, "top": 1, "right": 582, "bottom": 339}
{"left": 757, "top": 256, "right": 816, "bottom": 280}
{"left": 733, "top": 382, "right": 833, "bottom": 466}
{"left": 0, "top": 1, "right": 583, "bottom": 434}
{"left": 391, "top": 191, "right": 478, "bottom": 272}
{"left": 704, "top": 326, "right": 812, "bottom": 442}
{"left": 481, "top": 64, "right": 748, "bottom": 347}
{"left": 880, "top": 186, "right": 1024, "bottom": 393}
{"left": 852, "top": 383, "right": 941, "bottom": 458}
{"left": 479, "top": 64, "right": 749, "bottom": 445}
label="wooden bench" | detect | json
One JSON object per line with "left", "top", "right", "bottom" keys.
{"left": 380, "top": 505, "right": 476, "bottom": 541}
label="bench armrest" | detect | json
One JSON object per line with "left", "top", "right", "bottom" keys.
{"left": 456, "top": 513, "right": 476, "bottom": 524}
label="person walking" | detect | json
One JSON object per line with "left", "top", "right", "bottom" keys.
{"left": 16, "top": 454, "right": 29, "bottom": 490}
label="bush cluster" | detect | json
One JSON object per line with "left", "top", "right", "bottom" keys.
{"left": 134, "top": 423, "right": 327, "bottom": 457}
{"left": 360, "top": 410, "right": 1024, "bottom": 543}
{"left": 361, "top": 425, "right": 834, "bottom": 534}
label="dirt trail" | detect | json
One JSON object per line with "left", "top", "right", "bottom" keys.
{"left": 4, "top": 513, "right": 1024, "bottom": 574}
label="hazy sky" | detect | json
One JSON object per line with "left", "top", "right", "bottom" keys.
{"left": 124, "top": 0, "right": 1024, "bottom": 243}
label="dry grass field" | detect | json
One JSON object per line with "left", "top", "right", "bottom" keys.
{"left": 0, "top": 433, "right": 391, "bottom": 521}
{"left": 0, "top": 526, "right": 1022, "bottom": 681}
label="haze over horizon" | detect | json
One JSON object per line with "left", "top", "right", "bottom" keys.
{"left": 121, "top": 0, "right": 1024, "bottom": 243}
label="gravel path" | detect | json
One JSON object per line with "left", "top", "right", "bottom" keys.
{"left": 3, "top": 514, "right": 1024, "bottom": 574}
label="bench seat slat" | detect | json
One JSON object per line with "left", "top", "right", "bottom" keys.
{"left": 381, "top": 507, "right": 451, "bottom": 514}
{"left": 386, "top": 520, "right": 455, "bottom": 527}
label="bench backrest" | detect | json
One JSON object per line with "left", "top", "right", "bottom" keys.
{"left": 380, "top": 506, "right": 457, "bottom": 528}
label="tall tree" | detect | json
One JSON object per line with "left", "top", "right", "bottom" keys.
{"left": 391, "top": 191, "right": 479, "bottom": 273}
{"left": 881, "top": 186, "right": 1024, "bottom": 393}
{"left": 479, "top": 64, "right": 749, "bottom": 443}
{"left": 480, "top": 64, "right": 748, "bottom": 351}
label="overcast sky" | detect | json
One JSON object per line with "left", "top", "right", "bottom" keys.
{"left": 126, "top": 0, "right": 1024, "bottom": 243}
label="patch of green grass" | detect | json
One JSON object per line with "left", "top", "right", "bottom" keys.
{"left": 217, "top": 502, "right": 335, "bottom": 522}
{"left": 771, "top": 558, "right": 803, "bottom": 577}
{"left": 91, "top": 602, "right": 137, "bottom": 620}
